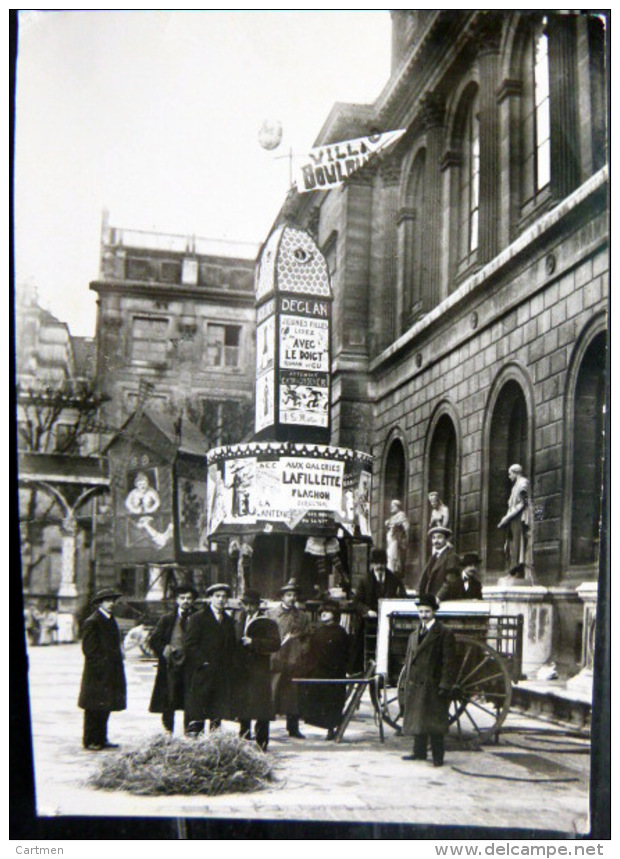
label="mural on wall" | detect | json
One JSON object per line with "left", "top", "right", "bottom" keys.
{"left": 174, "top": 455, "right": 209, "bottom": 558}
{"left": 114, "top": 452, "right": 175, "bottom": 563}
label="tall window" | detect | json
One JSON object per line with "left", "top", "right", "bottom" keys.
{"left": 458, "top": 93, "right": 480, "bottom": 266}
{"left": 205, "top": 324, "right": 241, "bottom": 368}
{"left": 131, "top": 316, "right": 168, "bottom": 364}
{"left": 521, "top": 18, "right": 551, "bottom": 205}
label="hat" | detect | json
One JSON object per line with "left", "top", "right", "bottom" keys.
{"left": 241, "top": 589, "right": 262, "bottom": 604}
{"left": 370, "top": 547, "right": 387, "bottom": 564}
{"left": 319, "top": 599, "right": 341, "bottom": 618}
{"left": 280, "top": 578, "right": 298, "bottom": 594}
{"left": 206, "top": 582, "right": 231, "bottom": 597}
{"left": 428, "top": 526, "right": 452, "bottom": 538}
{"left": 416, "top": 594, "right": 439, "bottom": 611}
{"left": 460, "top": 552, "right": 481, "bottom": 567}
{"left": 92, "top": 587, "right": 122, "bottom": 604}
{"left": 173, "top": 583, "right": 198, "bottom": 598}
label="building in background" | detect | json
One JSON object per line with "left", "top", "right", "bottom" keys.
{"left": 267, "top": 10, "right": 608, "bottom": 681}
{"left": 88, "top": 215, "right": 259, "bottom": 597}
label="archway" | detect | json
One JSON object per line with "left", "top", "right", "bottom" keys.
{"left": 486, "top": 380, "right": 531, "bottom": 573}
{"left": 570, "top": 331, "right": 606, "bottom": 565}
{"left": 428, "top": 414, "right": 458, "bottom": 533}
{"left": 383, "top": 437, "right": 407, "bottom": 533}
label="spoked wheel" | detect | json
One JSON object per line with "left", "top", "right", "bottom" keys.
{"left": 448, "top": 634, "right": 512, "bottom": 747}
{"left": 375, "top": 634, "right": 512, "bottom": 747}
{"left": 370, "top": 672, "right": 403, "bottom": 733}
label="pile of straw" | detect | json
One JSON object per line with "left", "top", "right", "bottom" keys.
{"left": 88, "top": 733, "right": 276, "bottom": 796}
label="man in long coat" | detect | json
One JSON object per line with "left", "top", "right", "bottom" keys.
{"left": 268, "top": 579, "right": 310, "bottom": 739}
{"left": 418, "top": 526, "right": 463, "bottom": 601}
{"left": 301, "top": 600, "right": 350, "bottom": 740}
{"left": 147, "top": 584, "right": 197, "bottom": 734}
{"left": 78, "top": 587, "right": 127, "bottom": 751}
{"left": 185, "top": 582, "right": 238, "bottom": 734}
{"left": 401, "top": 594, "right": 457, "bottom": 767}
{"left": 235, "top": 589, "right": 280, "bottom": 751}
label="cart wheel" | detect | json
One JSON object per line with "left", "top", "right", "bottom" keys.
{"left": 378, "top": 634, "right": 512, "bottom": 747}
{"left": 448, "top": 634, "right": 512, "bottom": 747}
{"left": 371, "top": 671, "right": 404, "bottom": 733}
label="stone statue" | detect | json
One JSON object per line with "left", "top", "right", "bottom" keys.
{"left": 497, "top": 464, "right": 534, "bottom": 581}
{"left": 385, "top": 499, "right": 410, "bottom": 577}
{"left": 428, "top": 491, "right": 450, "bottom": 529}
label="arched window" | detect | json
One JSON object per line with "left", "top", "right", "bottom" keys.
{"left": 383, "top": 438, "right": 407, "bottom": 523}
{"left": 521, "top": 16, "right": 551, "bottom": 206}
{"left": 570, "top": 331, "right": 606, "bottom": 565}
{"left": 428, "top": 415, "right": 458, "bottom": 533}
{"left": 486, "top": 380, "right": 531, "bottom": 573}
{"left": 457, "top": 91, "right": 480, "bottom": 271}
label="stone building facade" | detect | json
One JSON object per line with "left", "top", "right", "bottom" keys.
{"left": 271, "top": 11, "right": 608, "bottom": 677}
{"left": 89, "top": 215, "right": 259, "bottom": 596}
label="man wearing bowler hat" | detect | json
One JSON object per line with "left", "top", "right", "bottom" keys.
{"left": 235, "top": 589, "right": 280, "bottom": 751}
{"left": 418, "top": 526, "right": 463, "bottom": 601}
{"left": 460, "top": 553, "right": 483, "bottom": 599}
{"left": 185, "top": 582, "right": 237, "bottom": 734}
{"left": 401, "top": 594, "right": 457, "bottom": 767}
{"left": 78, "top": 587, "right": 126, "bottom": 751}
{"left": 268, "top": 579, "right": 310, "bottom": 739}
{"left": 148, "top": 583, "right": 198, "bottom": 734}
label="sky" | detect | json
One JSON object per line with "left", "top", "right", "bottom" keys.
{"left": 13, "top": 10, "right": 392, "bottom": 337}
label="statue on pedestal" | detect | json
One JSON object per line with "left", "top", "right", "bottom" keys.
{"left": 497, "top": 464, "right": 534, "bottom": 582}
{"left": 385, "top": 499, "right": 410, "bottom": 577}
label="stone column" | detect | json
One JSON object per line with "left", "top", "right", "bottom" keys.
{"left": 58, "top": 514, "right": 78, "bottom": 598}
{"left": 379, "top": 156, "right": 402, "bottom": 347}
{"left": 496, "top": 77, "right": 522, "bottom": 247}
{"left": 547, "top": 13, "right": 580, "bottom": 199}
{"left": 472, "top": 12, "right": 503, "bottom": 264}
{"left": 565, "top": 581, "right": 597, "bottom": 700}
{"left": 484, "top": 585, "right": 553, "bottom": 678}
{"left": 419, "top": 92, "right": 446, "bottom": 309}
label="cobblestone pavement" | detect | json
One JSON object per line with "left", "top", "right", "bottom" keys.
{"left": 25, "top": 643, "right": 591, "bottom": 831}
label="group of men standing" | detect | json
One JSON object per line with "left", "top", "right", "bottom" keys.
{"left": 78, "top": 579, "right": 350, "bottom": 753}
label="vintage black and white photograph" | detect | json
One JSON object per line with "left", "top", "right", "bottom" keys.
{"left": 11, "top": 9, "right": 609, "bottom": 842}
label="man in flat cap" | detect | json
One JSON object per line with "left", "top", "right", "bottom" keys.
{"left": 460, "top": 553, "right": 483, "bottom": 599}
{"left": 147, "top": 583, "right": 198, "bottom": 735}
{"left": 418, "top": 527, "right": 463, "bottom": 601}
{"left": 268, "top": 579, "right": 310, "bottom": 739}
{"left": 235, "top": 589, "right": 280, "bottom": 751}
{"left": 401, "top": 594, "right": 457, "bottom": 767}
{"left": 78, "top": 587, "right": 126, "bottom": 751}
{"left": 185, "top": 582, "right": 237, "bottom": 735}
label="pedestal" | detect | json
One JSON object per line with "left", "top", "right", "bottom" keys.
{"left": 56, "top": 595, "right": 78, "bottom": 643}
{"left": 58, "top": 524, "right": 78, "bottom": 598}
{"left": 565, "top": 581, "right": 598, "bottom": 700}
{"left": 483, "top": 585, "right": 553, "bottom": 678}
{"left": 146, "top": 566, "right": 166, "bottom": 601}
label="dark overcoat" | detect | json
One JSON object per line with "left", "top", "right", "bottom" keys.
{"left": 354, "top": 570, "right": 408, "bottom": 617}
{"left": 234, "top": 611, "right": 280, "bottom": 722}
{"left": 401, "top": 620, "right": 457, "bottom": 736}
{"left": 147, "top": 609, "right": 194, "bottom": 714}
{"left": 301, "top": 622, "right": 350, "bottom": 730}
{"left": 461, "top": 576, "right": 483, "bottom": 600}
{"left": 78, "top": 609, "right": 127, "bottom": 712}
{"left": 418, "top": 548, "right": 463, "bottom": 600}
{"left": 268, "top": 604, "right": 310, "bottom": 716}
{"left": 184, "top": 607, "right": 238, "bottom": 722}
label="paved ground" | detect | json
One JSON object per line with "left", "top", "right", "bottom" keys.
{"left": 26, "top": 643, "right": 591, "bottom": 832}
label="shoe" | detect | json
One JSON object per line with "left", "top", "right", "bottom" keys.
{"left": 325, "top": 729, "right": 336, "bottom": 741}
{"left": 102, "top": 742, "right": 120, "bottom": 749}
{"left": 84, "top": 744, "right": 104, "bottom": 751}
{"left": 288, "top": 731, "right": 306, "bottom": 739}
{"left": 433, "top": 760, "right": 444, "bottom": 767}
{"left": 401, "top": 754, "right": 427, "bottom": 761}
